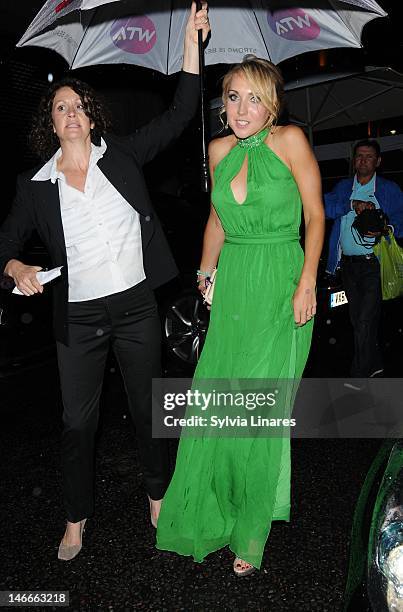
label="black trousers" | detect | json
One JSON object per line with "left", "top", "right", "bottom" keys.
{"left": 341, "top": 255, "right": 383, "bottom": 377}
{"left": 56, "top": 280, "right": 170, "bottom": 523}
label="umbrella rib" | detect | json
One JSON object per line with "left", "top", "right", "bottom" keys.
{"left": 311, "top": 83, "right": 336, "bottom": 125}
{"left": 363, "top": 76, "right": 403, "bottom": 89}
{"left": 327, "top": 0, "right": 364, "bottom": 46}
{"left": 70, "top": 8, "right": 97, "bottom": 69}
{"left": 289, "top": 83, "right": 337, "bottom": 127}
{"left": 167, "top": 0, "right": 174, "bottom": 75}
{"left": 312, "top": 85, "right": 395, "bottom": 128}
{"left": 251, "top": 1, "right": 272, "bottom": 62}
{"left": 326, "top": 90, "right": 358, "bottom": 126}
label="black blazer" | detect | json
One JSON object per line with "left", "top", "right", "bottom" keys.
{"left": 0, "top": 71, "right": 199, "bottom": 345}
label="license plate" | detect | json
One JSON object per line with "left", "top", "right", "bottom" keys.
{"left": 330, "top": 290, "right": 348, "bottom": 308}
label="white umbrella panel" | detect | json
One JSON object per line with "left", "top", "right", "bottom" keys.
{"left": 17, "top": 0, "right": 387, "bottom": 74}
{"left": 16, "top": 1, "right": 388, "bottom": 191}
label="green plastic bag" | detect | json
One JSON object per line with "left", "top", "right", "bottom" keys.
{"left": 373, "top": 231, "right": 403, "bottom": 300}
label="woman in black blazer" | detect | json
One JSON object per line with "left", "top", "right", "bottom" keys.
{"left": 0, "top": 2, "right": 210, "bottom": 561}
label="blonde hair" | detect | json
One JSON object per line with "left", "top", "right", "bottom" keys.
{"left": 220, "top": 57, "right": 284, "bottom": 131}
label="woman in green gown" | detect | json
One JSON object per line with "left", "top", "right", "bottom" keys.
{"left": 156, "top": 58, "right": 325, "bottom": 575}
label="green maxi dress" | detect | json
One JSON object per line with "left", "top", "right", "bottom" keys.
{"left": 156, "top": 128, "right": 313, "bottom": 569}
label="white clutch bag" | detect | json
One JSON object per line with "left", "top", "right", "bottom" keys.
{"left": 203, "top": 268, "right": 217, "bottom": 306}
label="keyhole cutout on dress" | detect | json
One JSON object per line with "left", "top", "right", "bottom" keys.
{"left": 230, "top": 154, "right": 248, "bottom": 206}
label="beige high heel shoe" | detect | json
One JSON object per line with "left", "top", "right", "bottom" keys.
{"left": 58, "top": 519, "right": 87, "bottom": 561}
{"left": 233, "top": 557, "right": 256, "bottom": 577}
{"left": 147, "top": 496, "right": 162, "bottom": 528}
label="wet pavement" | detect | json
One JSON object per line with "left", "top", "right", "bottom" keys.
{"left": 1, "top": 357, "right": 382, "bottom": 611}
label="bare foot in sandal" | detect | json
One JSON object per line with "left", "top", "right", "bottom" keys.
{"left": 233, "top": 557, "right": 256, "bottom": 577}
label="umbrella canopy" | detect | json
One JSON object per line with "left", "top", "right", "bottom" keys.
{"left": 17, "top": 0, "right": 387, "bottom": 74}
{"left": 284, "top": 66, "right": 403, "bottom": 143}
{"left": 314, "top": 134, "right": 403, "bottom": 163}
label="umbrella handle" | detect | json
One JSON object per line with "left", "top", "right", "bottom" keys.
{"left": 197, "top": 0, "right": 210, "bottom": 193}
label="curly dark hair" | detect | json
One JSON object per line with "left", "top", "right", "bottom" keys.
{"left": 29, "top": 77, "right": 112, "bottom": 160}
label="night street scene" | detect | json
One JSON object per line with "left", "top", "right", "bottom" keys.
{"left": 1, "top": 1, "right": 403, "bottom": 610}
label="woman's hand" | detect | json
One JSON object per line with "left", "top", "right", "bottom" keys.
{"left": 4, "top": 259, "right": 43, "bottom": 296}
{"left": 183, "top": 2, "right": 210, "bottom": 73}
{"left": 186, "top": 2, "right": 210, "bottom": 46}
{"left": 197, "top": 278, "right": 207, "bottom": 295}
{"left": 293, "top": 277, "right": 316, "bottom": 326}
{"left": 197, "top": 276, "right": 212, "bottom": 310}
{"left": 277, "top": 126, "right": 324, "bottom": 327}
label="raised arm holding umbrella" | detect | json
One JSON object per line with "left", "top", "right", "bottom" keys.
{"left": 0, "top": 1, "right": 210, "bottom": 561}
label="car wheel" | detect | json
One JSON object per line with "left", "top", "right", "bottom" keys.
{"left": 163, "top": 290, "right": 209, "bottom": 366}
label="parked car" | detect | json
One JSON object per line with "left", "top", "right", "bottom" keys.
{"left": 151, "top": 189, "right": 210, "bottom": 372}
{"left": 344, "top": 439, "right": 403, "bottom": 612}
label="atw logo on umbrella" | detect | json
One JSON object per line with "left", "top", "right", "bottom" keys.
{"left": 267, "top": 10, "right": 320, "bottom": 41}
{"left": 111, "top": 16, "right": 157, "bottom": 54}
{"left": 17, "top": 0, "right": 387, "bottom": 72}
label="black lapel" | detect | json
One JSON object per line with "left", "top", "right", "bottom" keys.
{"left": 97, "top": 155, "right": 149, "bottom": 215}
{"left": 35, "top": 180, "right": 66, "bottom": 251}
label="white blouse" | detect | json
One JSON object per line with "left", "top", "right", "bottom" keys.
{"left": 32, "top": 139, "right": 145, "bottom": 302}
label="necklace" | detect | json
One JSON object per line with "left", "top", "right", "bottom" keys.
{"left": 237, "top": 128, "right": 269, "bottom": 149}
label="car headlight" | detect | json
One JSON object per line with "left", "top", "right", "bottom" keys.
{"left": 368, "top": 440, "right": 403, "bottom": 611}
{"left": 378, "top": 521, "right": 403, "bottom": 599}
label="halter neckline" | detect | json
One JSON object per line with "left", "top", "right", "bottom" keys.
{"left": 237, "top": 128, "right": 269, "bottom": 149}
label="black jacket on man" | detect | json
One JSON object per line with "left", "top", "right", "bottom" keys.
{"left": 0, "top": 71, "right": 199, "bottom": 345}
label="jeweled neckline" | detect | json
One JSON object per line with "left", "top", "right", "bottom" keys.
{"left": 237, "top": 128, "right": 269, "bottom": 149}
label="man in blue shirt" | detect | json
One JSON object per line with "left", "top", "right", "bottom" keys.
{"left": 324, "top": 139, "right": 403, "bottom": 377}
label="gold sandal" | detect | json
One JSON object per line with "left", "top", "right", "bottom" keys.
{"left": 233, "top": 557, "right": 256, "bottom": 577}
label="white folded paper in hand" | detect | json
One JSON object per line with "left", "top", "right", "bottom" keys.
{"left": 13, "top": 266, "right": 63, "bottom": 295}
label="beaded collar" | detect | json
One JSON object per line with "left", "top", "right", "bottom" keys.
{"left": 237, "top": 128, "right": 269, "bottom": 149}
